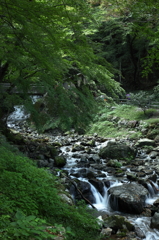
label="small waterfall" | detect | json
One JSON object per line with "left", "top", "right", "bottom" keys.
{"left": 89, "top": 184, "right": 110, "bottom": 211}
{"left": 146, "top": 181, "right": 159, "bottom": 205}
{"left": 88, "top": 181, "right": 122, "bottom": 212}
{"left": 147, "top": 182, "right": 157, "bottom": 196}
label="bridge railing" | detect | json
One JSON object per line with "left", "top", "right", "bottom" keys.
{"left": 0, "top": 83, "right": 44, "bottom": 95}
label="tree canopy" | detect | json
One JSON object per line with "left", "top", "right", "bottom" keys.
{"left": 0, "top": 0, "right": 123, "bottom": 132}
{"left": 88, "top": 0, "right": 159, "bottom": 90}
{"left": 2, "top": 0, "right": 159, "bottom": 132}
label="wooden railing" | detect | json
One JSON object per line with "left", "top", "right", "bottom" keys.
{"left": 0, "top": 83, "right": 44, "bottom": 95}
{"left": 115, "top": 99, "right": 159, "bottom": 109}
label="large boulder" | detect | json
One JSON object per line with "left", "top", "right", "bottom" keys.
{"left": 108, "top": 183, "right": 148, "bottom": 214}
{"left": 99, "top": 141, "right": 137, "bottom": 160}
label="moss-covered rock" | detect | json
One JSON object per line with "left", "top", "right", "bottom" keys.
{"left": 54, "top": 156, "right": 66, "bottom": 167}
{"left": 48, "top": 145, "right": 58, "bottom": 158}
{"left": 99, "top": 141, "right": 137, "bottom": 161}
{"left": 103, "top": 215, "right": 134, "bottom": 232}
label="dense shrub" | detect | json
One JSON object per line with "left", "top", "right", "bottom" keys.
{"left": 0, "top": 145, "right": 100, "bottom": 240}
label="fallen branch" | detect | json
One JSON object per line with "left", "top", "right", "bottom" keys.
{"left": 66, "top": 176, "right": 97, "bottom": 210}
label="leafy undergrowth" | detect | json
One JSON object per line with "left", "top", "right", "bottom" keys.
{"left": 86, "top": 103, "right": 159, "bottom": 138}
{"left": 0, "top": 135, "right": 100, "bottom": 240}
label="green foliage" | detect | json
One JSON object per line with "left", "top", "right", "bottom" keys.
{"left": 111, "top": 104, "right": 145, "bottom": 120}
{"left": 0, "top": 143, "right": 100, "bottom": 240}
{"left": 129, "top": 91, "right": 157, "bottom": 115}
{"left": 0, "top": 211, "right": 58, "bottom": 239}
{"left": 0, "top": 0, "right": 124, "bottom": 131}
{"left": 89, "top": 15, "right": 152, "bottom": 90}
{"left": 114, "top": 161, "right": 122, "bottom": 168}
{"left": 86, "top": 102, "right": 149, "bottom": 138}
{"left": 143, "top": 145, "right": 154, "bottom": 151}
{"left": 88, "top": 0, "right": 159, "bottom": 91}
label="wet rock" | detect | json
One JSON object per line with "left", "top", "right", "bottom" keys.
{"left": 147, "top": 174, "right": 157, "bottom": 182}
{"left": 153, "top": 198, "right": 159, "bottom": 207}
{"left": 72, "top": 153, "right": 81, "bottom": 158}
{"left": 80, "top": 154, "right": 89, "bottom": 162}
{"left": 144, "top": 169, "right": 154, "bottom": 175}
{"left": 126, "top": 172, "right": 137, "bottom": 181}
{"left": 142, "top": 207, "right": 152, "bottom": 217}
{"left": 135, "top": 226, "right": 145, "bottom": 239}
{"left": 99, "top": 141, "right": 137, "bottom": 161}
{"left": 103, "top": 180, "right": 111, "bottom": 188}
{"left": 136, "top": 138, "right": 156, "bottom": 147}
{"left": 47, "top": 146, "right": 58, "bottom": 158}
{"left": 72, "top": 144, "right": 85, "bottom": 152}
{"left": 149, "top": 151, "right": 158, "bottom": 159}
{"left": 100, "top": 227, "right": 112, "bottom": 237}
{"left": 54, "top": 156, "right": 66, "bottom": 167}
{"left": 115, "top": 171, "right": 125, "bottom": 177}
{"left": 137, "top": 172, "right": 146, "bottom": 178}
{"left": 88, "top": 154, "right": 100, "bottom": 162}
{"left": 153, "top": 165, "right": 159, "bottom": 175}
{"left": 86, "top": 170, "right": 96, "bottom": 179}
{"left": 70, "top": 180, "right": 96, "bottom": 203}
{"left": 89, "top": 179, "right": 105, "bottom": 196}
{"left": 150, "top": 212, "right": 159, "bottom": 229}
{"left": 108, "top": 183, "right": 148, "bottom": 214}
{"left": 154, "top": 135, "right": 159, "bottom": 144}
{"left": 37, "top": 159, "right": 49, "bottom": 168}
{"left": 48, "top": 158, "right": 54, "bottom": 168}
{"left": 103, "top": 215, "right": 134, "bottom": 232}
{"left": 81, "top": 139, "right": 95, "bottom": 147}
{"left": 97, "top": 172, "right": 107, "bottom": 178}
{"left": 107, "top": 159, "right": 122, "bottom": 168}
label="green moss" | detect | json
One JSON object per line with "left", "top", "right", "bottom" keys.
{"left": 86, "top": 102, "right": 159, "bottom": 138}
{"left": 54, "top": 156, "right": 66, "bottom": 167}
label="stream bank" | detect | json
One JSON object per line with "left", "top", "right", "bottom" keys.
{"left": 6, "top": 122, "right": 159, "bottom": 240}
{"left": 5, "top": 105, "right": 159, "bottom": 240}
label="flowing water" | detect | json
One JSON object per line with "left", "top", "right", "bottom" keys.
{"left": 61, "top": 145, "right": 159, "bottom": 240}
{"left": 7, "top": 106, "right": 159, "bottom": 240}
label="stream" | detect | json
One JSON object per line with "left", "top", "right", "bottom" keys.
{"left": 7, "top": 105, "right": 159, "bottom": 240}
{"left": 60, "top": 142, "right": 159, "bottom": 240}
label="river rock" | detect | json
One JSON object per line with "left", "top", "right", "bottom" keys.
{"left": 135, "top": 138, "right": 156, "bottom": 147}
{"left": 70, "top": 180, "right": 96, "bottom": 204}
{"left": 108, "top": 183, "right": 148, "bottom": 214}
{"left": 100, "top": 227, "right": 112, "bottom": 237}
{"left": 59, "top": 193, "right": 74, "bottom": 206}
{"left": 89, "top": 179, "right": 105, "bottom": 196}
{"left": 150, "top": 212, "right": 159, "bottom": 229}
{"left": 99, "top": 141, "right": 137, "bottom": 160}
{"left": 103, "top": 215, "right": 134, "bottom": 232}
{"left": 54, "top": 156, "right": 66, "bottom": 167}
{"left": 72, "top": 144, "right": 85, "bottom": 152}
